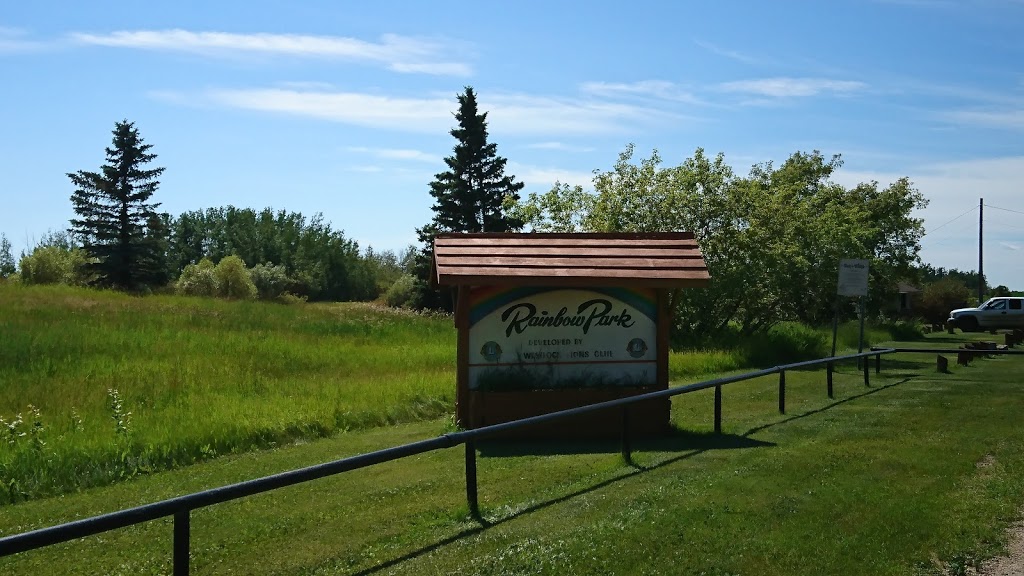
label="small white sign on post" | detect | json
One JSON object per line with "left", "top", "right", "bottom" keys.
{"left": 837, "top": 259, "right": 869, "bottom": 297}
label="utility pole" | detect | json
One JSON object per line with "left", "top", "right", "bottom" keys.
{"left": 979, "top": 197, "right": 984, "bottom": 303}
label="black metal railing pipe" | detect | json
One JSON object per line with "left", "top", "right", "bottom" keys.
{"left": 0, "top": 348, "right": 896, "bottom": 559}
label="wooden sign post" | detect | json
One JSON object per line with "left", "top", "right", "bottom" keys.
{"left": 434, "top": 232, "right": 710, "bottom": 438}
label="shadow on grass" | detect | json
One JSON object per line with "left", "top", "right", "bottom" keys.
{"left": 351, "top": 431, "right": 771, "bottom": 576}
{"left": 477, "top": 428, "right": 772, "bottom": 458}
{"left": 741, "top": 376, "right": 915, "bottom": 437}
{"left": 352, "top": 378, "right": 920, "bottom": 575}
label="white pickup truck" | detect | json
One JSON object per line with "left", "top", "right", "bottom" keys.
{"left": 948, "top": 297, "right": 1024, "bottom": 332}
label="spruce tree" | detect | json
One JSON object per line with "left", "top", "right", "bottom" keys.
{"left": 69, "top": 120, "right": 167, "bottom": 290}
{"left": 413, "top": 87, "right": 525, "bottom": 309}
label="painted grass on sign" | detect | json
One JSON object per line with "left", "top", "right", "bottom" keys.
{"left": 1, "top": 340, "right": 1021, "bottom": 575}
{"left": 0, "top": 284, "right": 456, "bottom": 503}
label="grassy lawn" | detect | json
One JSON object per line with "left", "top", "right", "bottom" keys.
{"left": 2, "top": 331, "right": 1022, "bottom": 575}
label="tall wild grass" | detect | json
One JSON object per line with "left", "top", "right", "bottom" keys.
{"left": 0, "top": 284, "right": 455, "bottom": 503}
{"left": 0, "top": 284, "right": 920, "bottom": 503}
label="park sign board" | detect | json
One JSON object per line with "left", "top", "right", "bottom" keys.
{"left": 838, "top": 259, "right": 870, "bottom": 297}
{"left": 468, "top": 287, "right": 657, "bottom": 391}
{"left": 433, "top": 232, "right": 710, "bottom": 437}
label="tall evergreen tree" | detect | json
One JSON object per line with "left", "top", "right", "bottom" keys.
{"left": 68, "top": 120, "right": 167, "bottom": 290}
{"left": 413, "top": 87, "right": 525, "bottom": 309}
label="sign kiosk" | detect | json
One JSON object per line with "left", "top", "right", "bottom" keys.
{"left": 433, "top": 232, "right": 709, "bottom": 437}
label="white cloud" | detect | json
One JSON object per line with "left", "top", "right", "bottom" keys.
{"left": 510, "top": 163, "right": 594, "bottom": 189}
{"left": 526, "top": 142, "right": 595, "bottom": 152}
{"left": 69, "top": 29, "right": 472, "bottom": 75}
{"left": 209, "top": 89, "right": 454, "bottom": 131}
{"left": 202, "top": 88, "right": 671, "bottom": 135}
{"left": 720, "top": 77, "right": 867, "bottom": 98}
{"left": 347, "top": 147, "right": 440, "bottom": 163}
{"left": 580, "top": 80, "right": 702, "bottom": 104}
{"left": 833, "top": 155, "right": 1024, "bottom": 287}
{"left": 941, "top": 109, "right": 1024, "bottom": 130}
{"left": 0, "top": 27, "right": 47, "bottom": 53}
{"left": 1001, "top": 241, "right": 1021, "bottom": 251}
{"left": 483, "top": 92, "right": 673, "bottom": 135}
{"left": 693, "top": 39, "right": 760, "bottom": 65}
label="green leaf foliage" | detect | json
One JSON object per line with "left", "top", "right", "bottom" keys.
{"left": 166, "top": 207, "right": 377, "bottom": 302}
{"left": 512, "top": 145, "right": 929, "bottom": 342}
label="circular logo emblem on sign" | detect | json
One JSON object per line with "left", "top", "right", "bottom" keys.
{"left": 626, "top": 338, "right": 648, "bottom": 358}
{"left": 480, "top": 341, "right": 502, "bottom": 362}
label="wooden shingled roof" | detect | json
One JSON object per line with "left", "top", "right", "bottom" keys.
{"left": 433, "top": 232, "right": 710, "bottom": 288}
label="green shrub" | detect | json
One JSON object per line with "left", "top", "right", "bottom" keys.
{"left": 18, "top": 246, "right": 93, "bottom": 286}
{"left": 249, "top": 263, "right": 292, "bottom": 300}
{"left": 384, "top": 274, "right": 418, "bottom": 308}
{"left": 742, "top": 322, "right": 829, "bottom": 366}
{"left": 175, "top": 258, "right": 218, "bottom": 296}
{"left": 214, "top": 255, "right": 257, "bottom": 300}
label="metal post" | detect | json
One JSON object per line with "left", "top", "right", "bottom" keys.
{"left": 714, "top": 385, "right": 722, "bottom": 434}
{"left": 857, "top": 297, "right": 866, "bottom": 369}
{"left": 875, "top": 353, "right": 881, "bottom": 375}
{"left": 827, "top": 362, "right": 834, "bottom": 399}
{"left": 621, "top": 406, "right": 631, "bottom": 463}
{"left": 863, "top": 356, "right": 870, "bottom": 387}
{"left": 173, "top": 510, "right": 190, "bottom": 576}
{"left": 465, "top": 440, "right": 479, "bottom": 517}
{"left": 778, "top": 369, "right": 786, "bottom": 414}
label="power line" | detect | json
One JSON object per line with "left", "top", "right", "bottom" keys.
{"left": 985, "top": 203, "right": 1024, "bottom": 216}
{"left": 924, "top": 205, "right": 978, "bottom": 236}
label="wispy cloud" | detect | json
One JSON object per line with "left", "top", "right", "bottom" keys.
{"left": 200, "top": 88, "right": 672, "bottom": 135}
{"left": 510, "top": 163, "right": 595, "bottom": 189}
{"left": 832, "top": 155, "right": 1024, "bottom": 285}
{"left": 693, "top": 39, "right": 760, "bottom": 65}
{"left": 209, "top": 89, "right": 454, "bottom": 131}
{"left": 941, "top": 109, "right": 1024, "bottom": 130}
{"left": 347, "top": 146, "right": 440, "bottom": 163}
{"left": 69, "top": 29, "right": 472, "bottom": 75}
{"left": 720, "top": 77, "right": 867, "bottom": 98}
{"left": 580, "top": 80, "right": 702, "bottom": 104}
{"left": 525, "top": 142, "right": 595, "bottom": 152}
{"left": 0, "top": 27, "right": 48, "bottom": 53}
{"left": 1001, "top": 241, "right": 1021, "bottom": 251}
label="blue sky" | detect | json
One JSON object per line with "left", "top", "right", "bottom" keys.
{"left": 2, "top": 0, "right": 1022, "bottom": 289}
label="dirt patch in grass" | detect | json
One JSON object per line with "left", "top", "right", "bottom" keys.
{"left": 974, "top": 515, "right": 1024, "bottom": 576}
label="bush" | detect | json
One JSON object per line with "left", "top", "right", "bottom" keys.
{"left": 214, "top": 256, "right": 257, "bottom": 300}
{"left": 249, "top": 263, "right": 292, "bottom": 300}
{"left": 384, "top": 274, "right": 418, "bottom": 308}
{"left": 175, "top": 258, "right": 218, "bottom": 297}
{"left": 918, "top": 278, "right": 971, "bottom": 324}
{"left": 742, "top": 322, "right": 829, "bottom": 366}
{"left": 19, "top": 246, "right": 93, "bottom": 286}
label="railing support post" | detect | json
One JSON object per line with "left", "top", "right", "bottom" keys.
{"left": 827, "top": 362, "right": 834, "bottom": 399}
{"left": 714, "top": 385, "right": 722, "bottom": 434}
{"left": 778, "top": 369, "right": 786, "bottom": 414}
{"left": 173, "top": 510, "right": 190, "bottom": 576}
{"left": 863, "top": 355, "right": 870, "bottom": 387}
{"left": 875, "top": 353, "right": 881, "bottom": 375}
{"left": 465, "top": 440, "right": 479, "bottom": 518}
{"left": 621, "top": 406, "right": 631, "bottom": 463}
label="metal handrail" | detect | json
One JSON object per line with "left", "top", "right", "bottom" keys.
{"left": 0, "top": 346, "right": 959, "bottom": 574}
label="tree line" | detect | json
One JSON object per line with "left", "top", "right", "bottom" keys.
{"left": 0, "top": 120, "right": 412, "bottom": 302}
{"left": 0, "top": 92, "right": 1009, "bottom": 333}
